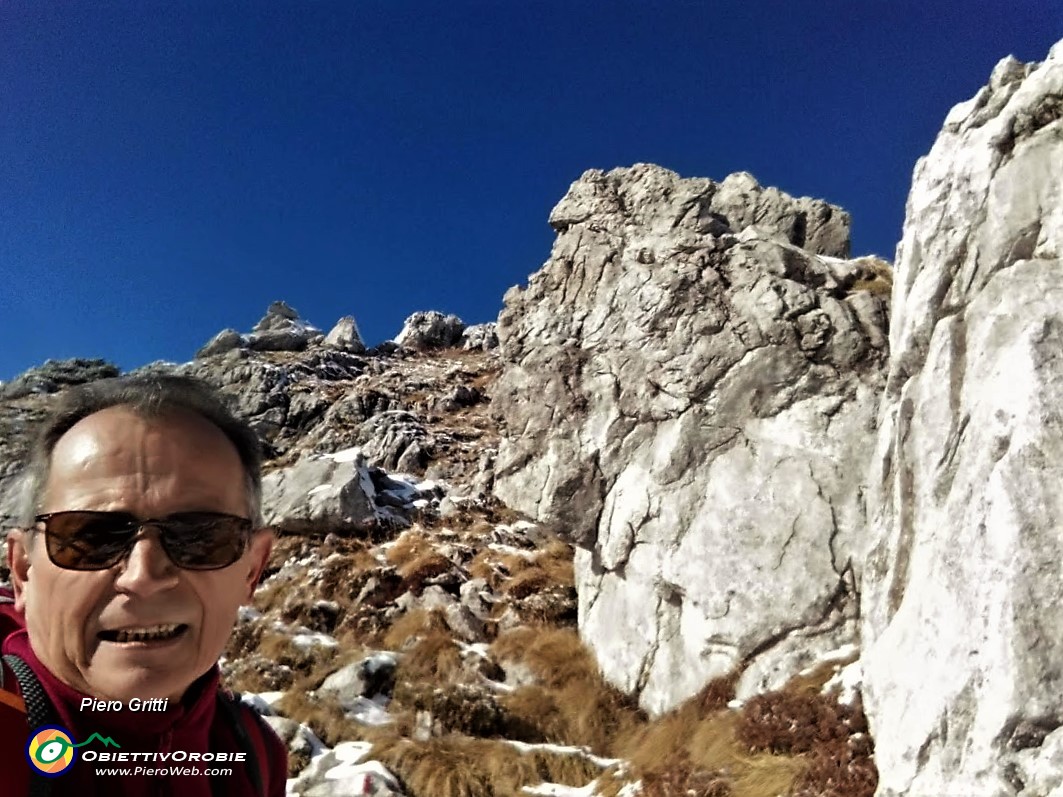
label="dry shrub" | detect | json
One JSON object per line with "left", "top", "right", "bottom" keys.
{"left": 736, "top": 689, "right": 876, "bottom": 797}
{"left": 556, "top": 676, "right": 642, "bottom": 753}
{"left": 398, "top": 552, "right": 454, "bottom": 594}
{"left": 791, "top": 736, "right": 878, "bottom": 797}
{"left": 614, "top": 674, "right": 814, "bottom": 797}
{"left": 736, "top": 690, "right": 863, "bottom": 755}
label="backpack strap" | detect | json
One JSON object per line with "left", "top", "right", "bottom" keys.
{"left": 214, "top": 690, "right": 266, "bottom": 797}
{"left": 2, "top": 655, "right": 55, "bottom": 797}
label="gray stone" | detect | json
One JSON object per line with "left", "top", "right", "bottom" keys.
{"left": 195, "top": 328, "right": 245, "bottom": 359}
{"left": 394, "top": 311, "right": 465, "bottom": 351}
{"left": 261, "top": 716, "right": 325, "bottom": 763}
{"left": 261, "top": 450, "right": 377, "bottom": 535}
{"left": 862, "top": 42, "right": 1063, "bottom": 797}
{"left": 324, "top": 316, "right": 367, "bottom": 353}
{"left": 493, "top": 162, "right": 889, "bottom": 715}
{"left": 318, "top": 653, "right": 398, "bottom": 706}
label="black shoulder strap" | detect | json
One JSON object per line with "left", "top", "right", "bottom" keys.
{"left": 214, "top": 691, "right": 265, "bottom": 797}
{"left": 2, "top": 654, "right": 56, "bottom": 797}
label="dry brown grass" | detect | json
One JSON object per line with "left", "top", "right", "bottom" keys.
{"left": 398, "top": 552, "right": 455, "bottom": 594}
{"left": 382, "top": 609, "right": 450, "bottom": 650}
{"left": 255, "top": 630, "right": 338, "bottom": 677}
{"left": 369, "top": 735, "right": 605, "bottom": 797}
{"left": 849, "top": 256, "right": 894, "bottom": 297}
{"left": 386, "top": 531, "right": 436, "bottom": 568}
{"left": 491, "top": 627, "right": 596, "bottom": 689}
{"left": 492, "top": 627, "right": 642, "bottom": 753}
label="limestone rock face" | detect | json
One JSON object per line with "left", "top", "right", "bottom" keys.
{"left": 862, "top": 43, "right": 1063, "bottom": 797}
{"left": 492, "top": 163, "right": 889, "bottom": 714}
{"left": 394, "top": 311, "right": 465, "bottom": 351}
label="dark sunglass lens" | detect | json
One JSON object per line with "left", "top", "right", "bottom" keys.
{"left": 43, "top": 513, "right": 137, "bottom": 570}
{"left": 159, "top": 514, "right": 249, "bottom": 569}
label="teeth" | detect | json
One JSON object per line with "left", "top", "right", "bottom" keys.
{"left": 113, "top": 624, "right": 182, "bottom": 643}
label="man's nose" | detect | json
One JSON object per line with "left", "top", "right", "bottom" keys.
{"left": 112, "top": 529, "right": 180, "bottom": 595}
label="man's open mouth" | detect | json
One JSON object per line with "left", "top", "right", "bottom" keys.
{"left": 98, "top": 624, "right": 189, "bottom": 644}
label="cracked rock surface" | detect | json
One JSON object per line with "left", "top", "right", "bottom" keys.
{"left": 862, "top": 41, "right": 1063, "bottom": 797}
{"left": 492, "top": 162, "right": 889, "bottom": 714}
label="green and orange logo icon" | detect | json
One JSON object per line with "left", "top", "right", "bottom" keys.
{"left": 26, "top": 726, "right": 120, "bottom": 777}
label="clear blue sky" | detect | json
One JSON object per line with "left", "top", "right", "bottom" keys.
{"left": 0, "top": 1, "right": 1059, "bottom": 381}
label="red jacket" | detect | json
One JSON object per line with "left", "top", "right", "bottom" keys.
{"left": 0, "top": 590, "right": 288, "bottom": 797}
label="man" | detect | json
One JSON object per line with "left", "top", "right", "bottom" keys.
{"left": 0, "top": 375, "right": 288, "bottom": 796}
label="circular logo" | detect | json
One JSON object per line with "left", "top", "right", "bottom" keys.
{"left": 26, "top": 726, "right": 77, "bottom": 776}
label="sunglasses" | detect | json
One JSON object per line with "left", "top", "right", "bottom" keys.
{"left": 33, "top": 511, "right": 254, "bottom": 571}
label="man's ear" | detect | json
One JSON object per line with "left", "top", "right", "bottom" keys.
{"left": 7, "top": 529, "right": 32, "bottom": 613}
{"left": 243, "top": 527, "right": 274, "bottom": 603}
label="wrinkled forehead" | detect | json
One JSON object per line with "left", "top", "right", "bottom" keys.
{"left": 41, "top": 406, "right": 247, "bottom": 516}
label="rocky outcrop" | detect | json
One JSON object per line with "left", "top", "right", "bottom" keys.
{"left": 0, "top": 358, "right": 119, "bottom": 400}
{"left": 460, "top": 323, "right": 499, "bottom": 351}
{"left": 862, "top": 43, "right": 1063, "bottom": 797}
{"left": 492, "top": 163, "right": 889, "bottom": 714}
{"left": 247, "top": 301, "right": 324, "bottom": 352}
{"left": 195, "top": 328, "right": 245, "bottom": 359}
{"left": 394, "top": 311, "right": 465, "bottom": 351}
{"left": 324, "top": 316, "right": 367, "bottom": 353}
{"left": 547, "top": 167, "right": 852, "bottom": 259}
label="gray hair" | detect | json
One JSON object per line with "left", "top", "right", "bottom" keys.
{"left": 18, "top": 374, "right": 264, "bottom": 530}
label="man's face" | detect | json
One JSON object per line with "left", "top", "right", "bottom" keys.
{"left": 7, "top": 406, "right": 273, "bottom": 703}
